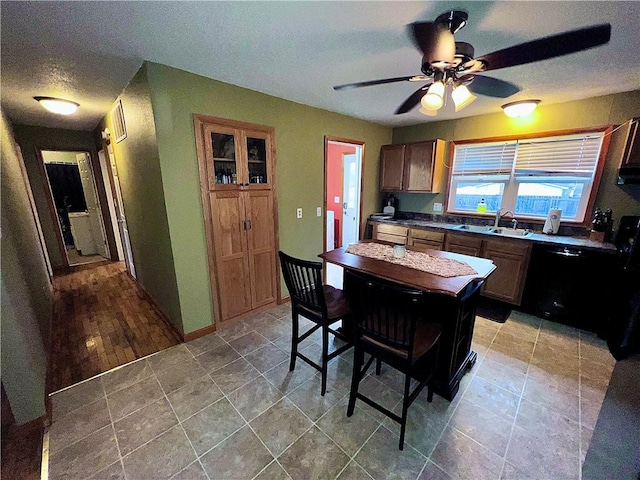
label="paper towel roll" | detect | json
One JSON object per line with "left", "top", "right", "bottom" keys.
{"left": 543, "top": 209, "right": 562, "bottom": 234}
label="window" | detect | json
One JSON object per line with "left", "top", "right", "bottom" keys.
{"left": 447, "top": 129, "right": 610, "bottom": 223}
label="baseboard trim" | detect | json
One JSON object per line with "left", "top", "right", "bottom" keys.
{"left": 128, "top": 274, "right": 184, "bottom": 344}
{"left": 183, "top": 324, "right": 217, "bottom": 342}
{"left": 279, "top": 296, "right": 290, "bottom": 304}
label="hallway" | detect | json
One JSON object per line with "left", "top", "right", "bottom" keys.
{"left": 49, "top": 262, "right": 182, "bottom": 392}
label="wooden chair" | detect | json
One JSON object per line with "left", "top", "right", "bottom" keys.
{"left": 344, "top": 270, "right": 442, "bottom": 450}
{"left": 278, "top": 251, "right": 353, "bottom": 396}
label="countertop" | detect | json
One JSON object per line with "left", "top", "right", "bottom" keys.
{"left": 370, "top": 218, "right": 618, "bottom": 253}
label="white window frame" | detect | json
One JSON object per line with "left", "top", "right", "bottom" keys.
{"left": 446, "top": 127, "right": 611, "bottom": 224}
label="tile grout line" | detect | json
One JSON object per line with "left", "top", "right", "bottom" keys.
{"left": 497, "top": 319, "right": 542, "bottom": 479}
{"left": 103, "top": 378, "right": 128, "bottom": 480}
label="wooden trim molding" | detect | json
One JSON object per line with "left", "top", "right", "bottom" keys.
{"left": 183, "top": 324, "right": 217, "bottom": 342}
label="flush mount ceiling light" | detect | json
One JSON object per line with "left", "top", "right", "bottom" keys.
{"left": 501, "top": 99, "right": 540, "bottom": 118}
{"left": 34, "top": 96, "right": 79, "bottom": 115}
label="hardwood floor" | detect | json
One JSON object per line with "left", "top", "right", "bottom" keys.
{"left": 49, "top": 261, "right": 182, "bottom": 392}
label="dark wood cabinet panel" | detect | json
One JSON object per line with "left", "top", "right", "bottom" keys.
{"left": 380, "top": 140, "right": 445, "bottom": 192}
{"left": 621, "top": 117, "right": 640, "bottom": 167}
{"left": 380, "top": 144, "right": 405, "bottom": 191}
{"left": 481, "top": 238, "right": 531, "bottom": 305}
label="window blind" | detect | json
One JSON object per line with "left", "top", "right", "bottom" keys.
{"left": 452, "top": 141, "right": 516, "bottom": 175}
{"left": 514, "top": 133, "right": 604, "bottom": 177}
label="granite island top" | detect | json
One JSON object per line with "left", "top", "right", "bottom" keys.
{"left": 370, "top": 217, "right": 618, "bottom": 253}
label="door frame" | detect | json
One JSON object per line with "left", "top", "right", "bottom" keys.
{"left": 323, "top": 136, "right": 365, "bottom": 254}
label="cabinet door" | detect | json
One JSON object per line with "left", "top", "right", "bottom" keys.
{"left": 403, "top": 141, "right": 436, "bottom": 192}
{"left": 210, "top": 191, "right": 252, "bottom": 321}
{"left": 444, "top": 233, "right": 483, "bottom": 257}
{"left": 482, "top": 239, "right": 531, "bottom": 305}
{"left": 373, "top": 223, "right": 408, "bottom": 244}
{"left": 621, "top": 118, "right": 640, "bottom": 167}
{"left": 244, "top": 129, "right": 273, "bottom": 188}
{"left": 408, "top": 228, "right": 444, "bottom": 250}
{"left": 244, "top": 190, "right": 277, "bottom": 308}
{"left": 380, "top": 144, "right": 406, "bottom": 191}
{"left": 204, "top": 125, "right": 241, "bottom": 190}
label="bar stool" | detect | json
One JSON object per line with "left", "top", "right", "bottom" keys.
{"left": 344, "top": 270, "right": 442, "bottom": 450}
{"left": 278, "top": 251, "right": 353, "bottom": 396}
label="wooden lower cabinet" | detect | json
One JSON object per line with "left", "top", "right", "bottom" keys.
{"left": 372, "top": 223, "right": 408, "bottom": 244}
{"left": 444, "top": 233, "right": 483, "bottom": 257}
{"left": 481, "top": 238, "right": 531, "bottom": 305}
{"left": 210, "top": 190, "right": 278, "bottom": 322}
{"left": 408, "top": 228, "right": 444, "bottom": 251}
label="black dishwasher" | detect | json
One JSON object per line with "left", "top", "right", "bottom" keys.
{"left": 521, "top": 244, "right": 617, "bottom": 333}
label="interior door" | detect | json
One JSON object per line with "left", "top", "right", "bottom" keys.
{"left": 210, "top": 191, "right": 252, "bottom": 321}
{"left": 76, "top": 153, "right": 109, "bottom": 257}
{"left": 98, "top": 150, "right": 124, "bottom": 260}
{"left": 107, "top": 146, "right": 136, "bottom": 278}
{"left": 244, "top": 190, "right": 277, "bottom": 308}
{"left": 342, "top": 152, "right": 361, "bottom": 245}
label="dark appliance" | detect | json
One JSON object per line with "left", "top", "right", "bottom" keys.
{"left": 521, "top": 244, "right": 616, "bottom": 333}
{"left": 607, "top": 215, "right": 640, "bottom": 359}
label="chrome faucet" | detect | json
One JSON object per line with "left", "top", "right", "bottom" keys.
{"left": 494, "top": 209, "right": 514, "bottom": 228}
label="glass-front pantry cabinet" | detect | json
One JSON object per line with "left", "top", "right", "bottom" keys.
{"left": 195, "top": 115, "right": 279, "bottom": 327}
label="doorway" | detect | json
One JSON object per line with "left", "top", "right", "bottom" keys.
{"left": 40, "top": 150, "right": 110, "bottom": 267}
{"left": 324, "top": 137, "right": 364, "bottom": 288}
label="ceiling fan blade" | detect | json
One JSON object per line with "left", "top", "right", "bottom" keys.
{"left": 409, "top": 22, "right": 456, "bottom": 66}
{"left": 477, "top": 24, "right": 611, "bottom": 72}
{"left": 333, "top": 76, "right": 423, "bottom": 91}
{"left": 395, "top": 84, "right": 431, "bottom": 114}
{"left": 461, "top": 75, "right": 521, "bottom": 98}
{"left": 409, "top": 22, "right": 438, "bottom": 55}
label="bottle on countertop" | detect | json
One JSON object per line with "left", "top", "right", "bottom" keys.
{"left": 476, "top": 198, "right": 487, "bottom": 213}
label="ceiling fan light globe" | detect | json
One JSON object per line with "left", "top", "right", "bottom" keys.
{"left": 452, "top": 84, "right": 477, "bottom": 111}
{"left": 422, "top": 81, "right": 445, "bottom": 109}
{"left": 502, "top": 100, "right": 540, "bottom": 117}
{"left": 419, "top": 107, "right": 438, "bottom": 117}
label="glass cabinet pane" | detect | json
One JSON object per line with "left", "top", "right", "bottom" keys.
{"left": 246, "top": 137, "right": 267, "bottom": 184}
{"left": 211, "top": 132, "right": 237, "bottom": 185}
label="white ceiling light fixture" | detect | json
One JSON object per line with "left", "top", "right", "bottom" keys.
{"left": 451, "top": 84, "right": 477, "bottom": 112}
{"left": 502, "top": 99, "right": 540, "bottom": 118}
{"left": 34, "top": 96, "right": 79, "bottom": 115}
{"left": 421, "top": 81, "right": 445, "bottom": 110}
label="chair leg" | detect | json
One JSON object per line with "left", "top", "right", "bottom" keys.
{"left": 375, "top": 357, "right": 382, "bottom": 376}
{"left": 289, "top": 311, "right": 299, "bottom": 372}
{"left": 427, "top": 385, "right": 434, "bottom": 403}
{"left": 321, "top": 325, "right": 329, "bottom": 396}
{"left": 399, "top": 371, "right": 412, "bottom": 450}
{"left": 347, "top": 345, "right": 362, "bottom": 417}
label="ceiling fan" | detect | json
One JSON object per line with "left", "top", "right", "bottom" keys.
{"left": 334, "top": 11, "right": 611, "bottom": 116}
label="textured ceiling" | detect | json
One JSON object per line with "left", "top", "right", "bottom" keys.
{"left": 2, "top": 1, "right": 639, "bottom": 131}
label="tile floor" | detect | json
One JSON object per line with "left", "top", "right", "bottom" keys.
{"left": 47, "top": 304, "right": 615, "bottom": 480}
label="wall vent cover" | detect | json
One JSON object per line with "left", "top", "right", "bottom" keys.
{"left": 111, "top": 100, "right": 127, "bottom": 143}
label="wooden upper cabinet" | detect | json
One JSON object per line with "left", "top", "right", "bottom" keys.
{"left": 380, "top": 144, "right": 405, "bottom": 191}
{"left": 380, "top": 140, "right": 445, "bottom": 192}
{"left": 203, "top": 123, "right": 274, "bottom": 191}
{"left": 621, "top": 117, "right": 640, "bottom": 167}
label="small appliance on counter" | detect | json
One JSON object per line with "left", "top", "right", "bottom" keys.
{"left": 542, "top": 208, "right": 561, "bottom": 234}
{"left": 382, "top": 194, "right": 398, "bottom": 217}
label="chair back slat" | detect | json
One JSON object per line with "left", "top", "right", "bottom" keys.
{"left": 278, "top": 251, "right": 326, "bottom": 315}
{"left": 345, "top": 270, "right": 424, "bottom": 360}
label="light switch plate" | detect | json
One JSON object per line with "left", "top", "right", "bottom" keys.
{"left": 334, "top": 196, "right": 340, "bottom": 204}
{"left": 316, "top": 206, "right": 322, "bottom": 217}
{"left": 433, "top": 202, "right": 443, "bottom": 212}
{"left": 296, "top": 208, "right": 303, "bottom": 219}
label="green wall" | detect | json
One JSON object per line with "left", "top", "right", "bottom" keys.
{"left": 101, "top": 64, "right": 183, "bottom": 333}
{"left": 1, "top": 110, "right": 51, "bottom": 424}
{"left": 13, "top": 125, "right": 103, "bottom": 268}
{"left": 145, "top": 62, "right": 392, "bottom": 334}
{"left": 392, "top": 90, "right": 640, "bottom": 224}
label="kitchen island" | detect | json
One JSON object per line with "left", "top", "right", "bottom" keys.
{"left": 321, "top": 242, "right": 495, "bottom": 400}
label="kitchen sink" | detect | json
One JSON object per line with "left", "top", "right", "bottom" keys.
{"left": 492, "top": 228, "right": 533, "bottom": 237}
{"left": 454, "top": 225, "right": 497, "bottom": 233}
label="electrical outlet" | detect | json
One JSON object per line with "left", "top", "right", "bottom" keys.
{"left": 433, "top": 202, "right": 443, "bottom": 213}
{"left": 316, "top": 206, "right": 322, "bottom": 217}
{"left": 296, "top": 208, "right": 303, "bottom": 219}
